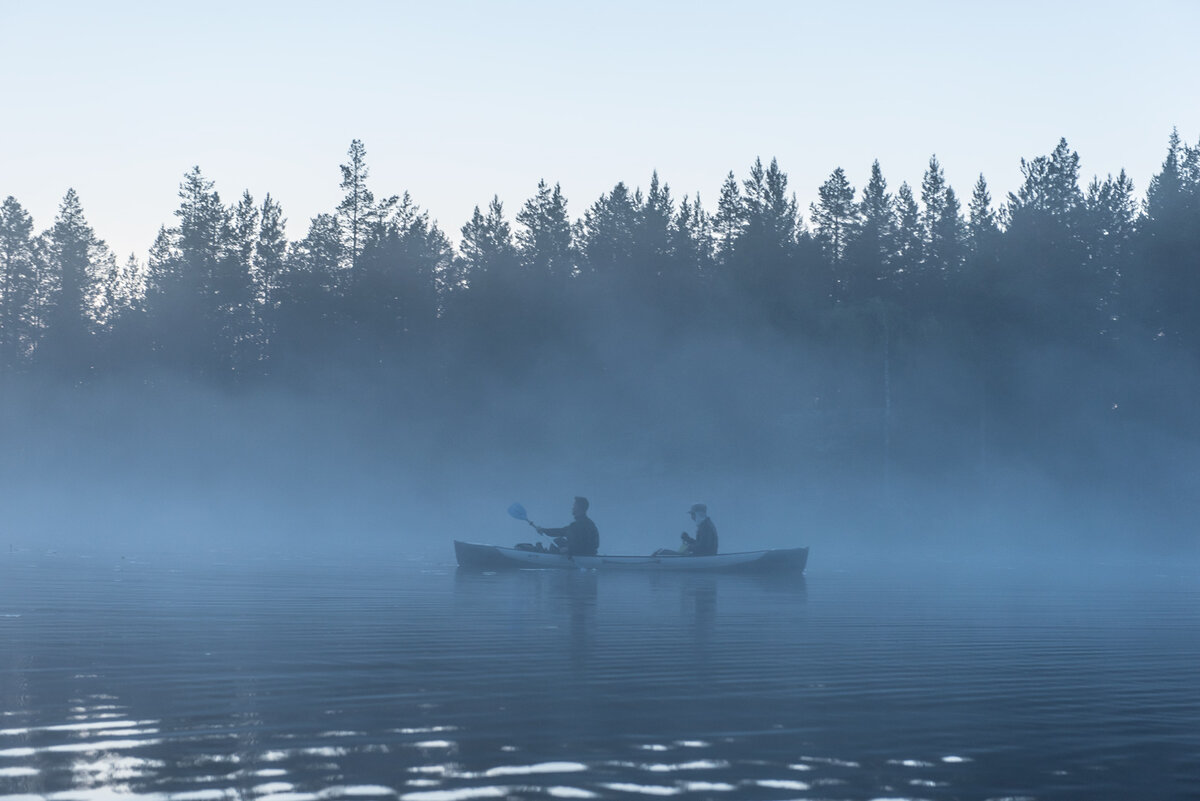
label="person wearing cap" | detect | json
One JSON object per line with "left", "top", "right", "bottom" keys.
{"left": 680, "top": 503, "right": 718, "bottom": 556}
{"left": 535, "top": 496, "right": 600, "bottom": 556}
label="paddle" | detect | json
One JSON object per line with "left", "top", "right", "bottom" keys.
{"left": 509, "top": 502, "right": 578, "bottom": 563}
{"left": 507, "top": 502, "right": 541, "bottom": 532}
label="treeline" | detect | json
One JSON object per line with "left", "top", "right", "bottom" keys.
{"left": 1, "top": 133, "right": 1198, "bottom": 388}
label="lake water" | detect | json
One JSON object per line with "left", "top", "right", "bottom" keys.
{"left": 1, "top": 549, "right": 1197, "bottom": 801}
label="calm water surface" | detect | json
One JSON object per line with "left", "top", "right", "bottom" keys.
{"left": 1, "top": 549, "right": 1197, "bottom": 801}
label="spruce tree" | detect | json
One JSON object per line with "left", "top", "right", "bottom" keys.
{"left": 637, "top": 171, "right": 674, "bottom": 291}
{"left": 278, "top": 213, "right": 344, "bottom": 356}
{"left": 967, "top": 174, "right": 1000, "bottom": 252}
{"left": 256, "top": 194, "right": 287, "bottom": 312}
{"left": 0, "top": 196, "right": 40, "bottom": 367}
{"left": 810, "top": 168, "right": 857, "bottom": 279}
{"left": 1137, "top": 131, "right": 1200, "bottom": 346}
{"left": 579, "top": 181, "right": 639, "bottom": 282}
{"left": 1084, "top": 170, "right": 1137, "bottom": 336}
{"left": 919, "top": 156, "right": 962, "bottom": 273}
{"left": 460, "top": 196, "right": 517, "bottom": 276}
{"left": 892, "top": 182, "right": 922, "bottom": 297}
{"left": 670, "top": 193, "right": 714, "bottom": 289}
{"left": 1004, "top": 139, "right": 1089, "bottom": 338}
{"left": 847, "top": 160, "right": 895, "bottom": 299}
{"left": 354, "top": 192, "right": 454, "bottom": 346}
{"left": 42, "top": 189, "right": 115, "bottom": 368}
{"left": 712, "top": 171, "right": 745, "bottom": 267}
{"left": 516, "top": 180, "right": 575, "bottom": 285}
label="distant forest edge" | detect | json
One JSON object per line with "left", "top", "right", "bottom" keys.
{"left": 2, "top": 134, "right": 1200, "bottom": 456}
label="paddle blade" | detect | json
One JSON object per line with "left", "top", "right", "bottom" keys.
{"left": 507, "top": 502, "right": 529, "bottom": 522}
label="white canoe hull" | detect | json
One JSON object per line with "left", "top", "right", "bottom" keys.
{"left": 454, "top": 541, "right": 808, "bottom": 573}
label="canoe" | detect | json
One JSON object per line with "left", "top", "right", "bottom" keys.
{"left": 454, "top": 540, "right": 808, "bottom": 573}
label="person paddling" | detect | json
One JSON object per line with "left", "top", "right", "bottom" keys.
{"left": 535, "top": 496, "right": 600, "bottom": 556}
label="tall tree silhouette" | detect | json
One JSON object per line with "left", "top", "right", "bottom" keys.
{"left": 1139, "top": 130, "right": 1200, "bottom": 347}
{"left": 845, "top": 160, "right": 894, "bottom": 301}
{"left": 516, "top": 180, "right": 575, "bottom": 290}
{"left": 579, "top": 181, "right": 639, "bottom": 289}
{"left": 919, "top": 156, "right": 966, "bottom": 294}
{"left": 457, "top": 195, "right": 520, "bottom": 318}
{"left": 338, "top": 139, "right": 375, "bottom": 272}
{"left": 1003, "top": 139, "right": 1089, "bottom": 338}
{"left": 352, "top": 193, "right": 454, "bottom": 350}
{"left": 254, "top": 193, "right": 288, "bottom": 355}
{"left": 1082, "top": 170, "right": 1137, "bottom": 338}
{"left": 277, "top": 213, "right": 344, "bottom": 356}
{"left": 892, "top": 182, "right": 922, "bottom": 298}
{"left": 737, "top": 158, "right": 801, "bottom": 321}
{"left": 671, "top": 194, "right": 713, "bottom": 278}
{"left": 636, "top": 171, "right": 675, "bottom": 299}
{"left": 712, "top": 171, "right": 745, "bottom": 268}
{"left": 811, "top": 167, "right": 857, "bottom": 298}
{"left": 0, "top": 196, "right": 40, "bottom": 368}
{"left": 41, "top": 190, "right": 119, "bottom": 370}
{"left": 459, "top": 196, "right": 518, "bottom": 278}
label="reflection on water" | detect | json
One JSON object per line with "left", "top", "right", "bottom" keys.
{"left": 1, "top": 551, "right": 1197, "bottom": 800}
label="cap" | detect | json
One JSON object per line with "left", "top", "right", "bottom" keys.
{"left": 689, "top": 503, "right": 707, "bottom": 515}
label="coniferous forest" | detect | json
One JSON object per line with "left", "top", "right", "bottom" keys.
{"left": 3, "top": 134, "right": 1199, "bottom": 551}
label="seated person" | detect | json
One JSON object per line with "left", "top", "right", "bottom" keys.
{"left": 680, "top": 503, "right": 718, "bottom": 555}
{"left": 653, "top": 503, "right": 719, "bottom": 556}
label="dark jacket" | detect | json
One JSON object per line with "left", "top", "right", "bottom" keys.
{"left": 542, "top": 514, "right": 600, "bottom": 556}
{"left": 683, "top": 518, "right": 718, "bottom": 556}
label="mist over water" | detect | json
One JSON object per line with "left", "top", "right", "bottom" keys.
{"left": 2, "top": 335, "right": 1197, "bottom": 569}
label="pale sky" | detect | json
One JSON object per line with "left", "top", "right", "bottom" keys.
{"left": 2, "top": 0, "right": 1197, "bottom": 261}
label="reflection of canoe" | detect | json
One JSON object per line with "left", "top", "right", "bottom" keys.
{"left": 454, "top": 541, "right": 808, "bottom": 573}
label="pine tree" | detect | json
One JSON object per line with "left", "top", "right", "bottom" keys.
{"left": 1144, "top": 129, "right": 1182, "bottom": 228}
{"left": 39, "top": 189, "right": 128, "bottom": 371}
{"left": 1084, "top": 170, "right": 1138, "bottom": 336}
{"left": 278, "top": 213, "right": 344, "bottom": 355}
{"left": 846, "top": 160, "right": 894, "bottom": 298}
{"left": 200, "top": 187, "right": 258, "bottom": 375}
{"left": 454, "top": 196, "right": 519, "bottom": 317}
{"left": 1003, "top": 138, "right": 1090, "bottom": 337}
{"left": 967, "top": 174, "right": 1000, "bottom": 252}
{"left": 144, "top": 224, "right": 181, "bottom": 316}
{"left": 892, "top": 182, "right": 922, "bottom": 297}
{"left": 459, "top": 196, "right": 519, "bottom": 290}
{"left": 962, "top": 174, "right": 1003, "bottom": 324}
{"left": 919, "top": 155, "right": 965, "bottom": 274}
{"left": 338, "top": 139, "right": 376, "bottom": 273}
{"left": 637, "top": 171, "right": 674, "bottom": 289}
{"left": 176, "top": 166, "right": 228, "bottom": 278}
{"left": 810, "top": 167, "right": 857, "bottom": 277}
{"left": 353, "top": 192, "right": 454, "bottom": 346}
{"left": 253, "top": 194, "right": 287, "bottom": 360}
{"left": 670, "top": 193, "right": 714, "bottom": 287}
{"left": 579, "top": 181, "right": 639, "bottom": 281}
{"left": 743, "top": 158, "right": 799, "bottom": 254}
{"left": 0, "top": 196, "right": 40, "bottom": 367}
{"left": 1136, "top": 131, "right": 1200, "bottom": 345}
{"left": 102, "top": 253, "right": 144, "bottom": 324}
{"left": 712, "top": 171, "right": 745, "bottom": 266}
{"left": 516, "top": 180, "right": 575, "bottom": 284}
{"left": 256, "top": 194, "right": 287, "bottom": 311}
